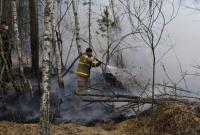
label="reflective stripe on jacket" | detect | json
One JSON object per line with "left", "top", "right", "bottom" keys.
{"left": 76, "top": 53, "right": 99, "bottom": 78}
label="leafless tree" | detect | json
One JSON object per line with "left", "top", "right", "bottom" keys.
{"left": 12, "top": 0, "right": 32, "bottom": 92}
{"left": 119, "top": 0, "right": 180, "bottom": 109}
{"left": 51, "top": 0, "right": 64, "bottom": 88}
{"left": 0, "top": 24, "right": 21, "bottom": 93}
{"left": 40, "top": 0, "right": 53, "bottom": 134}
{"left": 72, "top": 0, "right": 82, "bottom": 55}
{"left": 88, "top": 0, "right": 91, "bottom": 48}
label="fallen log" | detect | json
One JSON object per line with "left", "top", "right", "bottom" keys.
{"left": 82, "top": 97, "right": 192, "bottom": 104}
{"left": 75, "top": 92, "right": 140, "bottom": 99}
{"left": 82, "top": 98, "right": 155, "bottom": 103}
{"left": 75, "top": 90, "right": 200, "bottom": 105}
{"left": 156, "top": 93, "right": 200, "bottom": 100}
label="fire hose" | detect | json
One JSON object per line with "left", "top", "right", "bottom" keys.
{"left": 62, "top": 53, "right": 105, "bottom": 77}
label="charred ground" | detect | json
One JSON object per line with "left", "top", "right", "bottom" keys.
{"left": 0, "top": 102, "right": 200, "bottom": 135}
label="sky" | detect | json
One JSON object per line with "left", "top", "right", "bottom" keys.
{"left": 167, "top": 0, "right": 200, "bottom": 66}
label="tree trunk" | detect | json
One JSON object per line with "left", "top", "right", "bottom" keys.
{"left": 0, "top": 0, "right": 2, "bottom": 20}
{"left": 2, "top": 0, "right": 11, "bottom": 25}
{"left": 152, "top": 47, "right": 155, "bottom": 110}
{"left": 110, "top": 0, "right": 116, "bottom": 22}
{"left": 88, "top": 0, "right": 91, "bottom": 48}
{"left": 0, "top": 2, "right": 21, "bottom": 92}
{"left": 105, "top": 6, "right": 110, "bottom": 70}
{"left": 29, "top": 0, "right": 39, "bottom": 76}
{"left": 72, "top": 0, "right": 82, "bottom": 55}
{"left": 0, "top": 0, "right": 3, "bottom": 70}
{"left": 51, "top": 1, "right": 64, "bottom": 88}
{"left": 12, "top": 0, "right": 32, "bottom": 92}
{"left": 40, "top": 0, "right": 53, "bottom": 134}
{"left": 12, "top": 0, "right": 24, "bottom": 74}
{"left": 2, "top": 0, "right": 13, "bottom": 69}
{"left": 149, "top": 0, "right": 153, "bottom": 12}
{"left": 0, "top": 35, "right": 21, "bottom": 94}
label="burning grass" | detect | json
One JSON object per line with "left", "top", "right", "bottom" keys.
{"left": 0, "top": 102, "right": 200, "bottom": 135}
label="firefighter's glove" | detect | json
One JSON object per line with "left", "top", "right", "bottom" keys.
{"left": 96, "top": 59, "right": 102, "bottom": 67}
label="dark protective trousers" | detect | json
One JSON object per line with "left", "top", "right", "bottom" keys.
{"left": 77, "top": 76, "right": 90, "bottom": 91}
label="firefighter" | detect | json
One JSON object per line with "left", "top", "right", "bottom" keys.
{"left": 76, "top": 48, "right": 102, "bottom": 93}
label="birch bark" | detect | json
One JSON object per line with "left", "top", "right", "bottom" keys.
{"left": 40, "top": 0, "right": 53, "bottom": 134}
{"left": 72, "top": 0, "right": 82, "bottom": 55}
{"left": 11, "top": 0, "right": 24, "bottom": 75}
{"left": 0, "top": 35, "right": 21, "bottom": 93}
{"left": 12, "top": 0, "right": 32, "bottom": 92}
{"left": 51, "top": 1, "right": 64, "bottom": 88}
{"left": 0, "top": 2, "right": 21, "bottom": 93}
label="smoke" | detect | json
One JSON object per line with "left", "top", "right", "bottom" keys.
{"left": 0, "top": 70, "right": 128, "bottom": 123}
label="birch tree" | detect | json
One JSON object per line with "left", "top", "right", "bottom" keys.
{"left": 72, "top": 0, "right": 82, "bottom": 55}
{"left": 88, "top": 0, "right": 91, "bottom": 47}
{"left": 12, "top": 0, "right": 32, "bottom": 92}
{"left": 12, "top": 0, "right": 24, "bottom": 76}
{"left": 0, "top": 34, "right": 22, "bottom": 94}
{"left": 51, "top": 1, "right": 64, "bottom": 88}
{"left": 0, "top": 1, "right": 20, "bottom": 92}
{"left": 40, "top": 0, "right": 53, "bottom": 134}
{"left": 0, "top": 0, "right": 19, "bottom": 91}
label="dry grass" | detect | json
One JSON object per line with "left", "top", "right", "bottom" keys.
{"left": 151, "top": 102, "right": 200, "bottom": 135}
{"left": 0, "top": 121, "right": 39, "bottom": 135}
{"left": 0, "top": 102, "right": 200, "bottom": 135}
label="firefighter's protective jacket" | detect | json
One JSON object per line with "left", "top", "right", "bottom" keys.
{"left": 77, "top": 53, "right": 101, "bottom": 78}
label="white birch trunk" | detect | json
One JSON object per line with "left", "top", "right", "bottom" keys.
{"left": 0, "top": 0, "right": 20, "bottom": 92}
{"left": 12, "top": 0, "right": 32, "bottom": 92}
{"left": 0, "top": 34, "right": 21, "bottom": 93}
{"left": 72, "top": 0, "right": 82, "bottom": 55}
{"left": 11, "top": 0, "right": 24, "bottom": 74}
{"left": 51, "top": 1, "right": 64, "bottom": 88}
{"left": 40, "top": 0, "right": 53, "bottom": 134}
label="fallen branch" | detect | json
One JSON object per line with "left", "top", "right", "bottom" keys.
{"left": 155, "top": 83, "right": 192, "bottom": 93}
{"left": 75, "top": 92, "right": 140, "bottom": 99}
{"left": 82, "top": 98, "right": 154, "bottom": 103}
{"left": 82, "top": 97, "right": 192, "bottom": 105}
{"left": 156, "top": 93, "right": 200, "bottom": 101}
